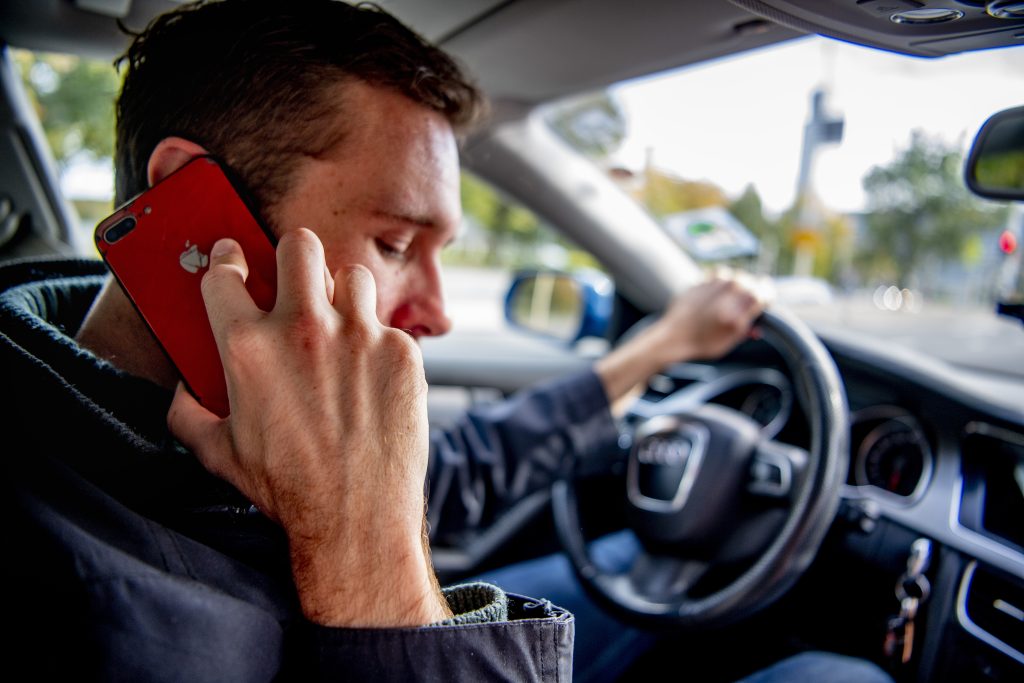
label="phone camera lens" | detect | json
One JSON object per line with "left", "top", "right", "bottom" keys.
{"left": 103, "top": 216, "right": 137, "bottom": 244}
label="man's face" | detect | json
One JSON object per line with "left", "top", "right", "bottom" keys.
{"left": 267, "top": 81, "right": 461, "bottom": 338}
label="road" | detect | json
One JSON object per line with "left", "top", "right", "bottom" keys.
{"left": 432, "top": 266, "right": 1024, "bottom": 379}
{"left": 791, "top": 296, "right": 1024, "bottom": 378}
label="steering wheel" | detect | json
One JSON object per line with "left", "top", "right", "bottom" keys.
{"left": 552, "top": 307, "right": 849, "bottom": 628}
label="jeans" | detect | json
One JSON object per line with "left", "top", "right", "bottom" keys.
{"left": 473, "top": 530, "right": 894, "bottom": 683}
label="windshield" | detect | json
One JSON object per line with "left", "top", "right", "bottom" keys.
{"left": 546, "top": 36, "right": 1024, "bottom": 377}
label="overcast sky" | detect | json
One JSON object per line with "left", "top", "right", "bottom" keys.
{"left": 609, "top": 36, "right": 1024, "bottom": 215}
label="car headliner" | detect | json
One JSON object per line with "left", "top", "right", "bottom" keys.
{"left": 5, "top": 0, "right": 1020, "bottom": 122}
{"left": 0, "top": 1, "right": 799, "bottom": 106}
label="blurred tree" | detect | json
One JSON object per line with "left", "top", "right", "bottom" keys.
{"left": 859, "top": 131, "right": 1007, "bottom": 289}
{"left": 816, "top": 211, "right": 855, "bottom": 284}
{"left": 14, "top": 51, "right": 119, "bottom": 167}
{"left": 456, "top": 173, "right": 603, "bottom": 271}
{"left": 728, "top": 184, "right": 772, "bottom": 238}
{"left": 729, "top": 184, "right": 789, "bottom": 276}
{"left": 641, "top": 168, "right": 728, "bottom": 218}
{"left": 459, "top": 173, "right": 542, "bottom": 266}
{"left": 546, "top": 91, "right": 626, "bottom": 159}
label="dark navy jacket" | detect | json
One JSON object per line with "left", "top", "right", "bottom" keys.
{"left": 0, "top": 258, "right": 619, "bottom": 681}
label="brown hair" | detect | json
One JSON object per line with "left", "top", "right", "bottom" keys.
{"left": 114, "top": 0, "right": 483, "bottom": 217}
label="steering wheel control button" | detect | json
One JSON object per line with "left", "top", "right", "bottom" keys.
{"left": 750, "top": 456, "right": 787, "bottom": 497}
{"left": 749, "top": 441, "right": 806, "bottom": 498}
{"left": 627, "top": 417, "right": 707, "bottom": 513}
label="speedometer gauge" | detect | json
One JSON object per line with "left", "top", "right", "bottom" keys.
{"left": 854, "top": 416, "right": 933, "bottom": 500}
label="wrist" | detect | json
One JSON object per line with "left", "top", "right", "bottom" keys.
{"left": 597, "top": 325, "right": 678, "bottom": 399}
{"left": 644, "top": 318, "right": 696, "bottom": 368}
{"left": 290, "top": 528, "right": 451, "bottom": 627}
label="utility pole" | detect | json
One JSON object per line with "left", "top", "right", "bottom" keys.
{"left": 792, "top": 87, "right": 844, "bottom": 276}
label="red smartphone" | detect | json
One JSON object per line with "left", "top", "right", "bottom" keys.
{"left": 95, "top": 156, "right": 277, "bottom": 417}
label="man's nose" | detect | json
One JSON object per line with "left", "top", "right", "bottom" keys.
{"left": 391, "top": 263, "right": 452, "bottom": 338}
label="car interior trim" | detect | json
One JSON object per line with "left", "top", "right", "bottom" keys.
{"left": 431, "top": 489, "right": 552, "bottom": 575}
{"left": 631, "top": 366, "right": 792, "bottom": 424}
{"left": 948, "top": 474, "right": 1024, "bottom": 572}
{"left": 955, "top": 560, "right": 1024, "bottom": 665}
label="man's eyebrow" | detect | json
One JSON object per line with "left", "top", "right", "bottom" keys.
{"left": 374, "top": 209, "right": 460, "bottom": 246}
{"left": 372, "top": 209, "right": 438, "bottom": 230}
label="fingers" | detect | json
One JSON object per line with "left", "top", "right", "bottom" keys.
{"left": 275, "top": 228, "right": 334, "bottom": 314}
{"left": 333, "top": 264, "right": 379, "bottom": 323}
{"left": 707, "top": 268, "right": 774, "bottom": 308}
{"left": 693, "top": 269, "right": 768, "bottom": 346}
{"left": 201, "top": 238, "right": 258, "bottom": 332}
{"left": 324, "top": 262, "right": 335, "bottom": 305}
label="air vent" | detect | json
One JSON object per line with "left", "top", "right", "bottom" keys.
{"left": 958, "top": 561, "right": 1024, "bottom": 665}
{"left": 959, "top": 423, "right": 1024, "bottom": 554}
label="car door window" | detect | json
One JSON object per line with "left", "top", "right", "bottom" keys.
{"left": 12, "top": 48, "right": 118, "bottom": 252}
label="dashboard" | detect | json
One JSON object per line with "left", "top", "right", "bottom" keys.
{"left": 692, "top": 329, "right": 1019, "bottom": 679}
{"left": 426, "top": 320, "right": 1023, "bottom": 680}
{"left": 831, "top": 339, "right": 1024, "bottom": 680}
{"left": 638, "top": 329, "right": 1024, "bottom": 680}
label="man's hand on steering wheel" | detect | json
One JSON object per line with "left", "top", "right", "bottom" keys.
{"left": 595, "top": 271, "right": 770, "bottom": 410}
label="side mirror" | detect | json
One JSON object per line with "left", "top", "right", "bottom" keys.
{"left": 504, "top": 270, "right": 614, "bottom": 344}
{"left": 965, "top": 105, "right": 1024, "bottom": 201}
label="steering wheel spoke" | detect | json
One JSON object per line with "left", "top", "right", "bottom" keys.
{"left": 626, "top": 553, "right": 710, "bottom": 604}
{"left": 748, "top": 439, "right": 809, "bottom": 500}
{"left": 588, "top": 552, "right": 713, "bottom": 620}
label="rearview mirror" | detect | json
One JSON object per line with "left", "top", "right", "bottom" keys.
{"left": 504, "top": 270, "right": 614, "bottom": 344}
{"left": 965, "top": 105, "right": 1024, "bottom": 201}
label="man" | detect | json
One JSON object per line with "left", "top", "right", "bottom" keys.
{"left": 4, "top": 3, "right": 568, "bottom": 678}
{"left": 1, "top": 1, "right": 889, "bottom": 680}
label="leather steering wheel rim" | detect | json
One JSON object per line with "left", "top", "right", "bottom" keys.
{"left": 552, "top": 306, "right": 849, "bottom": 628}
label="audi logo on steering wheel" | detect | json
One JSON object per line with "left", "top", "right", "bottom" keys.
{"left": 636, "top": 435, "right": 693, "bottom": 468}
{"left": 628, "top": 419, "right": 708, "bottom": 513}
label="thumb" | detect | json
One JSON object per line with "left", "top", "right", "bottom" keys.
{"left": 167, "top": 382, "right": 232, "bottom": 479}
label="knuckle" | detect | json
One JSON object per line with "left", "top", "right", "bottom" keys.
{"left": 220, "top": 324, "right": 264, "bottom": 367}
{"left": 201, "top": 262, "right": 245, "bottom": 297}
{"left": 342, "top": 314, "right": 375, "bottom": 348}
{"left": 382, "top": 328, "right": 423, "bottom": 370}
{"left": 722, "top": 278, "right": 744, "bottom": 294}
{"left": 285, "top": 310, "right": 340, "bottom": 354}
{"left": 201, "top": 265, "right": 228, "bottom": 293}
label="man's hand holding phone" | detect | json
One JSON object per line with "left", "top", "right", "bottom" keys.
{"left": 167, "top": 228, "right": 452, "bottom": 628}
{"left": 95, "top": 156, "right": 279, "bottom": 418}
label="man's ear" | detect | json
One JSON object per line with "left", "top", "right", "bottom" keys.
{"left": 147, "top": 137, "right": 209, "bottom": 187}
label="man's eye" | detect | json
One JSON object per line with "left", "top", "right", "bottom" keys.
{"left": 375, "top": 238, "right": 409, "bottom": 260}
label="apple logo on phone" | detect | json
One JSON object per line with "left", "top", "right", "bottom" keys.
{"left": 179, "top": 241, "right": 209, "bottom": 274}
